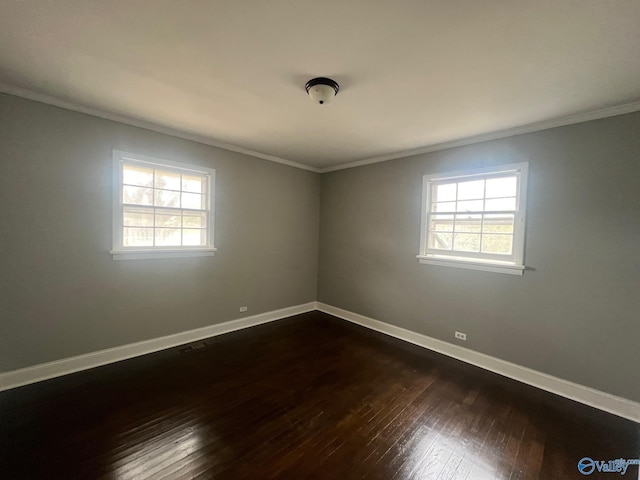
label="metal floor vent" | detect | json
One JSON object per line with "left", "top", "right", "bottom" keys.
{"left": 179, "top": 342, "right": 208, "bottom": 354}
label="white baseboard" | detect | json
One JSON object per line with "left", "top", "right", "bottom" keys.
{"left": 317, "top": 302, "right": 640, "bottom": 424}
{"left": 0, "top": 302, "right": 317, "bottom": 392}
{"left": 3, "top": 301, "right": 639, "bottom": 424}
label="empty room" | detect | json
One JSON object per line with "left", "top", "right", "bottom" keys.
{"left": 1, "top": 1, "right": 639, "bottom": 479}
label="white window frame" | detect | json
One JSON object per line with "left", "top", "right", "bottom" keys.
{"left": 111, "top": 150, "right": 216, "bottom": 260}
{"left": 417, "top": 162, "right": 528, "bottom": 275}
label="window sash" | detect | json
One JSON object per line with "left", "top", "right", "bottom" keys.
{"left": 122, "top": 206, "right": 208, "bottom": 248}
{"left": 112, "top": 151, "right": 215, "bottom": 253}
{"left": 420, "top": 163, "right": 528, "bottom": 267}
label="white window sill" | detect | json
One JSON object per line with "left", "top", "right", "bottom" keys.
{"left": 110, "top": 248, "right": 217, "bottom": 261}
{"left": 417, "top": 255, "right": 525, "bottom": 276}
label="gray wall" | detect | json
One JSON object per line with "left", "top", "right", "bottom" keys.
{"left": 2, "top": 91, "right": 639, "bottom": 404}
{"left": 0, "top": 93, "right": 320, "bottom": 372}
{"left": 318, "top": 112, "right": 640, "bottom": 402}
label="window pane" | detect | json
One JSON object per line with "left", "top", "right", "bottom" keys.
{"left": 182, "top": 192, "right": 205, "bottom": 210}
{"left": 457, "top": 180, "right": 484, "bottom": 200}
{"left": 155, "top": 209, "right": 181, "bottom": 228}
{"left": 457, "top": 200, "right": 483, "bottom": 212}
{"left": 454, "top": 214, "right": 482, "bottom": 233}
{"left": 429, "top": 232, "right": 453, "bottom": 250}
{"left": 183, "top": 212, "right": 207, "bottom": 228}
{"left": 123, "top": 186, "right": 153, "bottom": 206}
{"left": 485, "top": 197, "right": 516, "bottom": 211}
{"left": 123, "top": 227, "right": 153, "bottom": 246}
{"left": 486, "top": 176, "right": 516, "bottom": 198}
{"left": 423, "top": 166, "right": 525, "bottom": 266}
{"left": 182, "top": 174, "right": 206, "bottom": 194}
{"left": 155, "top": 228, "right": 181, "bottom": 246}
{"left": 453, "top": 233, "right": 481, "bottom": 252}
{"left": 483, "top": 214, "right": 514, "bottom": 233}
{"left": 481, "top": 234, "right": 513, "bottom": 255}
{"left": 154, "top": 189, "right": 180, "bottom": 207}
{"left": 183, "top": 229, "right": 207, "bottom": 246}
{"left": 123, "top": 165, "right": 153, "bottom": 187}
{"left": 155, "top": 170, "right": 181, "bottom": 190}
{"left": 123, "top": 207, "right": 154, "bottom": 227}
{"left": 432, "top": 201, "right": 456, "bottom": 213}
{"left": 118, "top": 157, "right": 214, "bottom": 253}
{"left": 433, "top": 183, "right": 456, "bottom": 202}
{"left": 430, "top": 214, "right": 454, "bottom": 232}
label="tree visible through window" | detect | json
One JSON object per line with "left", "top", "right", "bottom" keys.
{"left": 111, "top": 151, "right": 216, "bottom": 260}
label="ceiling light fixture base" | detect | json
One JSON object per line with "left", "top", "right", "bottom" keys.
{"left": 305, "top": 77, "right": 339, "bottom": 105}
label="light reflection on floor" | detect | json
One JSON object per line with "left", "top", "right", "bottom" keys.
{"left": 399, "top": 425, "right": 505, "bottom": 479}
{"left": 112, "top": 427, "right": 202, "bottom": 480}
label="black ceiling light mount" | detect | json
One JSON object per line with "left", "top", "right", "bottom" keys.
{"left": 305, "top": 77, "right": 340, "bottom": 105}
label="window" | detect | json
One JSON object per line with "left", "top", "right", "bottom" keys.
{"left": 111, "top": 150, "right": 216, "bottom": 260}
{"left": 418, "top": 163, "right": 528, "bottom": 275}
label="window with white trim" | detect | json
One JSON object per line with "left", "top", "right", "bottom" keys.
{"left": 111, "top": 150, "right": 216, "bottom": 260}
{"left": 418, "top": 163, "right": 528, "bottom": 275}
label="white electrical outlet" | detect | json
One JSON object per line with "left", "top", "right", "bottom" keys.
{"left": 455, "top": 331, "right": 467, "bottom": 341}
{"left": 239, "top": 306, "right": 248, "bottom": 312}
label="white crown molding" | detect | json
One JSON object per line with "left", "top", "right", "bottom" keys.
{"left": 317, "top": 302, "right": 640, "bottom": 424}
{"left": 2, "top": 83, "right": 639, "bottom": 175}
{"left": 319, "top": 100, "right": 640, "bottom": 173}
{"left": 0, "top": 302, "right": 317, "bottom": 392}
{"left": 0, "top": 83, "right": 320, "bottom": 173}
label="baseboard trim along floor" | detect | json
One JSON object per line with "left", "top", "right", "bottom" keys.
{"left": 0, "top": 302, "right": 317, "bottom": 392}
{"left": 315, "top": 303, "right": 640, "bottom": 424}
{"left": 2, "top": 301, "right": 638, "bottom": 424}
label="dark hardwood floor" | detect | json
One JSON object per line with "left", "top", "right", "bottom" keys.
{"left": 1, "top": 311, "right": 638, "bottom": 479}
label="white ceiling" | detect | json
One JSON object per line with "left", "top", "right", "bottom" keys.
{"left": 1, "top": 1, "right": 639, "bottom": 170}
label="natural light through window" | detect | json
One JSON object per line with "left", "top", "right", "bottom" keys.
{"left": 111, "top": 150, "right": 216, "bottom": 260}
{"left": 418, "top": 163, "right": 528, "bottom": 275}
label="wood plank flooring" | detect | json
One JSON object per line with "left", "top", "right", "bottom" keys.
{"left": 1, "top": 311, "right": 638, "bottom": 479}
